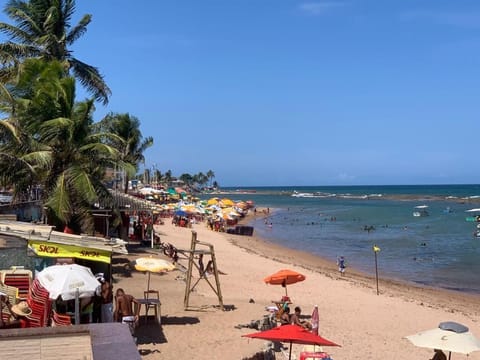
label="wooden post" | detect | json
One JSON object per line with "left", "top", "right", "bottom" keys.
{"left": 373, "top": 244, "right": 380, "bottom": 295}
{"left": 183, "top": 231, "right": 197, "bottom": 309}
{"left": 208, "top": 242, "right": 224, "bottom": 310}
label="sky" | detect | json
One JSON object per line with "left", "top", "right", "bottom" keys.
{"left": 1, "top": 0, "right": 480, "bottom": 187}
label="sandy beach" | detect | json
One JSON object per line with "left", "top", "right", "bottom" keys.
{"left": 113, "top": 212, "right": 480, "bottom": 360}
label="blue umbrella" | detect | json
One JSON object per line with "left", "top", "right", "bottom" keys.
{"left": 175, "top": 210, "right": 187, "bottom": 217}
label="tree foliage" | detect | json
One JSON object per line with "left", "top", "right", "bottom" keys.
{"left": 0, "top": 0, "right": 111, "bottom": 104}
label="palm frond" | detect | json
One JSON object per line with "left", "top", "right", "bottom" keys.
{"left": 69, "top": 57, "right": 110, "bottom": 105}
{"left": 45, "top": 171, "right": 72, "bottom": 223}
{"left": 66, "top": 14, "right": 91, "bottom": 45}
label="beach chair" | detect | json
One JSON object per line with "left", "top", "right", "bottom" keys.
{"left": 26, "top": 278, "right": 51, "bottom": 327}
{"left": 1, "top": 268, "right": 32, "bottom": 301}
{"left": 143, "top": 290, "right": 161, "bottom": 324}
{"left": 299, "top": 345, "right": 332, "bottom": 360}
{"left": 51, "top": 310, "right": 72, "bottom": 326}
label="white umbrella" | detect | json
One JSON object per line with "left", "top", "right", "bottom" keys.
{"left": 406, "top": 322, "right": 480, "bottom": 358}
{"left": 36, "top": 264, "right": 101, "bottom": 324}
{"left": 37, "top": 264, "right": 100, "bottom": 301}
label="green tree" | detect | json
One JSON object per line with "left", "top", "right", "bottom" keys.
{"left": 0, "top": 59, "right": 117, "bottom": 232}
{"left": 98, "top": 112, "right": 153, "bottom": 193}
{"left": 0, "top": 0, "right": 111, "bottom": 104}
{"left": 206, "top": 169, "right": 215, "bottom": 187}
{"left": 164, "top": 169, "right": 172, "bottom": 186}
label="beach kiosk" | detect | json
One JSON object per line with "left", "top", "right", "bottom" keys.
{"left": 0, "top": 221, "right": 128, "bottom": 278}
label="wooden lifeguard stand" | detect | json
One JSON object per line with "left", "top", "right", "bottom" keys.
{"left": 183, "top": 231, "right": 224, "bottom": 310}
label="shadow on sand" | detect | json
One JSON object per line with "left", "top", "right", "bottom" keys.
{"left": 134, "top": 319, "right": 167, "bottom": 345}
{"left": 161, "top": 316, "right": 200, "bottom": 326}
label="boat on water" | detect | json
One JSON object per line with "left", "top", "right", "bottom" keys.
{"left": 413, "top": 205, "right": 429, "bottom": 217}
{"left": 465, "top": 208, "right": 480, "bottom": 222}
{"left": 465, "top": 209, "right": 480, "bottom": 237}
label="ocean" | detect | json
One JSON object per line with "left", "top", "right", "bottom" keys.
{"left": 211, "top": 185, "right": 480, "bottom": 294}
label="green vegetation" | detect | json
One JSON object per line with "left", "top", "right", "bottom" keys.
{"left": 0, "top": 0, "right": 217, "bottom": 233}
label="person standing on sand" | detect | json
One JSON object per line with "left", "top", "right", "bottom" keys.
{"left": 337, "top": 256, "right": 346, "bottom": 276}
{"left": 101, "top": 277, "right": 114, "bottom": 322}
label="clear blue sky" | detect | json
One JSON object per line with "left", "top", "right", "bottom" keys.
{"left": 2, "top": 1, "right": 480, "bottom": 186}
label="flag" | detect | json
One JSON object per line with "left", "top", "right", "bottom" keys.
{"left": 373, "top": 245, "right": 381, "bottom": 252}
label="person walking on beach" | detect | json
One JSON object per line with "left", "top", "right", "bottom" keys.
{"left": 337, "top": 256, "right": 346, "bottom": 276}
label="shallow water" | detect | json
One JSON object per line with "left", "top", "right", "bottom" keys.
{"left": 211, "top": 185, "right": 480, "bottom": 294}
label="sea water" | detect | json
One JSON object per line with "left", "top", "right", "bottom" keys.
{"left": 214, "top": 185, "right": 480, "bottom": 294}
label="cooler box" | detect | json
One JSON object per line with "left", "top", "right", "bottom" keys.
{"left": 300, "top": 352, "right": 331, "bottom": 360}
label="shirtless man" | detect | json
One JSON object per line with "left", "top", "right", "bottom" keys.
{"left": 114, "top": 288, "right": 139, "bottom": 324}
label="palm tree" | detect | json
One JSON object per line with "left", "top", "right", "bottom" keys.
{"left": 164, "top": 169, "right": 172, "bottom": 187}
{"left": 0, "top": 58, "right": 118, "bottom": 232}
{"left": 98, "top": 112, "right": 153, "bottom": 193}
{"left": 0, "top": 0, "right": 111, "bottom": 104}
{"left": 207, "top": 170, "right": 215, "bottom": 187}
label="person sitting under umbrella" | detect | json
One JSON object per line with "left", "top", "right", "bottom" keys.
{"left": 290, "top": 306, "right": 312, "bottom": 330}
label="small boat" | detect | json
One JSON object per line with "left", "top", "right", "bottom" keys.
{"left": 465, "top": 208, "right": 480, "bottom": 222}
{"left": 413, "top": 205, "right": 429, "bottom": 217}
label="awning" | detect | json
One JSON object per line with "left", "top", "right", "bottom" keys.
{"left": 28, "top": 239, "right": 112, "bottom": 264}
{"left": 0, "top": 221, "right": 128, "bottom": 264}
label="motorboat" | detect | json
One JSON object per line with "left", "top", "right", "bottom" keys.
{"left": 465, "top": 208, "right": 480, "bottom": 222}
{"left": 413, "top": 205, "right": 429, "bottom": 217}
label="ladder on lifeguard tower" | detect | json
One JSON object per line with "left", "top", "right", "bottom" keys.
{"left": 183, "top": 231, "right": 224, "bottom": 310}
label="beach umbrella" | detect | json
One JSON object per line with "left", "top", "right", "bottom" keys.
{"left": 264, "top": 269, "right": 306, "bottom": 297}
{"left": 243, "top": 324, "right": 340, "bottom": 360}
{"left": 131, "top": 257, "right": 176, "bottom": 292}
{"left": 36, "top": 264, "right": 100, "bottom": 301}
{"left": 207, "top": 197, "right": 219, "bottom": 206}
{"left": 174, "top": 210, "right": 188, "bottom": 217}
{"left": 221, "top": 198, "right": 235, "bottom": 207}
{"left": 36, "top": 264, "right": 101, "bottom": 325}
{"left": 406, "top": 322, "right": 480, "bottom": 359}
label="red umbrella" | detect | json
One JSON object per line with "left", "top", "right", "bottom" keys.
{"left": 264, "top": 269, "right": 306, "bottom": 297}
{"left": 243, "top": 324, "right": 340, "bottom": 360}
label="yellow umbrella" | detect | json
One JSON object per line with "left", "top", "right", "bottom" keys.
{"left": 131, "top": 257, "right": 176, "bottom": 291}
{"left": 221, "top": 198, "right": 235, "bottom": 207}
{"left": 207, "top": 197, "right": 220, "bottom": 205}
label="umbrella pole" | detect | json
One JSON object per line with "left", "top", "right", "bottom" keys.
{"left": 147, "top": 272, "right": 151, "bottom": 293}
{"left": 289, "top": 341, "right": 293, "bottom": 360}
{"left": 75, "top": 288, "right": 80, "bottom": 325}
{"left": 448, "top": 352, "right": 451, "bottom": 360}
